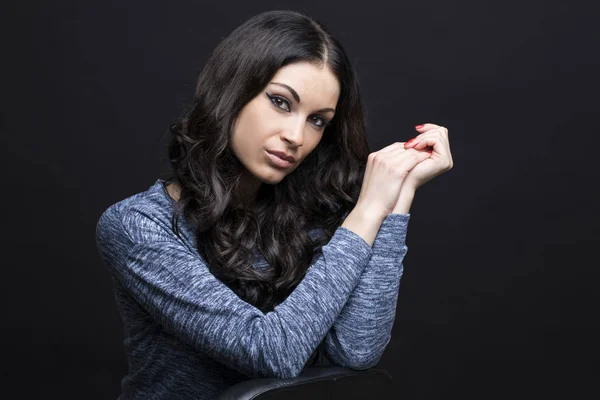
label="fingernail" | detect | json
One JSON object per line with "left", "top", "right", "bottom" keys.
{"left": 415, "top": 124, "right": 424, "bottom": 129}
{"left": 405, "top": 138, "right": 416, "bottom": 146}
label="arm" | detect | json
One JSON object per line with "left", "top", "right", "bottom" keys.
{"left": 323, "top": 188, "right": 415, "bottom": 369}
{"left": 95, "top": 203, "right": 379, "bottom": 380}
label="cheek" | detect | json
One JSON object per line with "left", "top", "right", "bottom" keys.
{"left": 242, "top": 114, "right": 273, "bottom": 143}
{"left": 234, "top": 117, "right": 262, "bottom": 146}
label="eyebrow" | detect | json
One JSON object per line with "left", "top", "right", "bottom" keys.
{"left": 270, "top": 82, "right": 336, "bottom": 114}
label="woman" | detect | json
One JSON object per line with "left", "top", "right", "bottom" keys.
{"left": 95, "top": 9, "right": 453, "bottom": 400}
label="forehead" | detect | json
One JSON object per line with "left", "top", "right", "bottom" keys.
{"left": 270, "top": 62, "right": 340, "bottom": 105}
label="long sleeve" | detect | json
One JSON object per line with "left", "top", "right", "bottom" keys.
{"left": 322, "top": 212, "right": 410, "bottom": 369}
{"left": 95, "top": 203, "right": 374, "bottom": 380}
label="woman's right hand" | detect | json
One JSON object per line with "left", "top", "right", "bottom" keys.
{"left": 355, "top": 142, "right": 432, "bottom": 220}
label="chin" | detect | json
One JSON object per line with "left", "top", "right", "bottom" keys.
{"left": 261, "top": 175, "right": 286, "bottom": 185}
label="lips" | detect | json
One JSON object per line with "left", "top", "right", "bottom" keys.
{"left": 266, "top": 150, "right": 296, "bottom": 163}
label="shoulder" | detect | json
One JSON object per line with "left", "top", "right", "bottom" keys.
{"left": 96, "top": 179, "right": 182, "bottom": 249}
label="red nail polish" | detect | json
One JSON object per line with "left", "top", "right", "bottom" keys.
{"left": 405, "top": 138, "right": 416, "bottom": 146}
{"left": 415, "top": 124, "right": 424, "bottom": 129}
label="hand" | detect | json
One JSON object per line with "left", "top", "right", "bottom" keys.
{"left": 355, "top": 143, "right": 432, "bottom": 220}
{"left": 402, "top": 123, "right": 454, "bottom": 191}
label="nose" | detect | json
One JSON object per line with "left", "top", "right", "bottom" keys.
{"left": 280, "top": 116, "right": 305, "bottom": 147}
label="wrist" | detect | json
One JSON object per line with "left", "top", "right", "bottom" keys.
{"left": 401, "top": 182, "right": 417, "bottom": 195}
{"left": 392, "top": 187, "right": 415, "bottom": 214}
{"left": 352, "top": 201, "right": 388, "bottom": 224}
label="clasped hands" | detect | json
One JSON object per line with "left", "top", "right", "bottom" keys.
{"left": 392, "top": 122, "right": 454, "bottom": 213}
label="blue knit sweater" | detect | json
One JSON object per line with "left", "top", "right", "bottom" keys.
{"left": 95, "top": 178, "right": 410, "bottom": 399}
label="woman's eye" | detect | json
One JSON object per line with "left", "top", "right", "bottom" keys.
{"left": 310, "top": 115, "right": 328, "bottom": 129}
{"left": 267, "top": 93, "right": 290, "bottom": 112}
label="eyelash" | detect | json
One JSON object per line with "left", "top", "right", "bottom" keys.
{"left": 266, "top": 92, "right": 330, "bottom": 129}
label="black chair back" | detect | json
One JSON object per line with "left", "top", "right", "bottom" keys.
{"left": 215, "top": 366, "right": 393, "bottom": 399}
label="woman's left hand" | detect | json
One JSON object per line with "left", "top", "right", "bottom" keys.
{"left": 402, "top": 123, "right": 454, "bottom": 191}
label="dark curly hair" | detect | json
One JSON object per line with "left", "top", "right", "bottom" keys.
{"left": 164, "top": 9, "right": 370, "bottom": 315}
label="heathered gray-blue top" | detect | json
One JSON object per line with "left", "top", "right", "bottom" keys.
{"left": 95, "top": 178, "right": 410, "bottom": 399}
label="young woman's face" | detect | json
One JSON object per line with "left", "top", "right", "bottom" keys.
{"left": 230, "top": 61, "right": 340, "bottom": 189}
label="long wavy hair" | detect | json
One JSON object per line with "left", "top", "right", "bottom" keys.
{"left": 164, "top": 10, "right": 370, "bottom": 315}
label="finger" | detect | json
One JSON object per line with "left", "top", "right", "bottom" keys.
{"left": 405, "top": 128, "right": 448, "bottom": 149}
{"left": 410, "top": 135, "right": 445, "bottom": 154}
{"left": 396, "top": 148, "right": 432, "bottom": 169}
{"left": 415, "top": 123, "right": 442, "bottom": 132}
{"left": 416, "top": 124, "right": 449, "bottom": 141}
{"left": 405, "top": 125, "right": 445, "bottom": 149}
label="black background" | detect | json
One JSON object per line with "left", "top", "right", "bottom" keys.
{"left": 2, "top": 0, "right": 599, "bottom": 398}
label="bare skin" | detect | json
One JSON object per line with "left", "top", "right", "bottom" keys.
{"left": 165, "top": 182, "right": 182, "bottom": 202}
